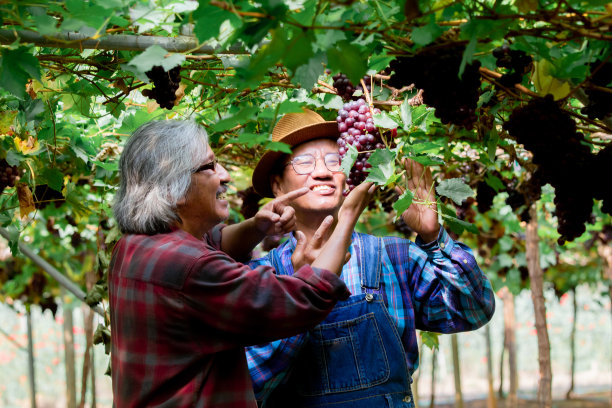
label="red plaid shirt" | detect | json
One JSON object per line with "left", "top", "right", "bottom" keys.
{"left": 109, "top": 227, "right": 349, "bottom": 408}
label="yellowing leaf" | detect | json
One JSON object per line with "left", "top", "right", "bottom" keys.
{"left": 146, "top": 99, "right": 159, "bottom": 113}
{"left": 0, "top": 110, "right": 17, "bottom": 134}
{"left": 17, "top": 184, "right": 35, "bottom": 218}
{"left": 532, "top": 59, "right": 571, "bottom": 100}
{"left": 515, "top": 0, "right": 538, "bottom": 13}
{"left": 14, "top": 135, "right": 40, "bottom": 154}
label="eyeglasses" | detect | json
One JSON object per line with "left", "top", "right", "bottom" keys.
{"left": 285, "top": 153, "right": 342, "bottom": 175}
{"left": 192, "top": 158, "right": 218, "bottom": 173}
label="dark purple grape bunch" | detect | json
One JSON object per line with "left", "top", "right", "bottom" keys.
{"left": 333, "top": 74, "right": 374, "bottom": 102}
{"left": 0, "top": 159, "right": 19, "bottom": 194}
{"left": 336, "top": 98, "right": 385, "bottom": 192}
{"left": 504, "top": 95, "right": 595, "bottom": 244}
{"left": 142, "top": 65, "right": 181, "bottom": 110}
{"left": 492, "top": 44, "right": 533, "bottom": 88}
{"left": 580, "top": 59, "right": 612, "bottom": 120}
{"left": 388, "top": 45, "right": 481, "bottom": 129}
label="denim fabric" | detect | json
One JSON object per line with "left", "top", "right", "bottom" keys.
{"left": 264, "top": 234, "right": 415, "bottom": 408}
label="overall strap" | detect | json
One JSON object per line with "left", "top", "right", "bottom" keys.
{"left": 357, "top": 233, "right": 383, "bottom": 290}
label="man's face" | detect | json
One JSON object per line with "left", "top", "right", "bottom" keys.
{"left": 272, "top": 138, "right": 346, "bottom": 217}
{"left": 179, "top": 144, "right": 231, "bottom": 232}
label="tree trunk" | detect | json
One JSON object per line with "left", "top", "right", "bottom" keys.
{"left": 597, "top": 243, "right": 612, "bottom": 408}
{"left": 498, "top": 327, "right": 505, "bottom": 399}
{"left": 451, "top": 334, "right": 464, "bottom": 408}
{"left": 429, "top": 348, "right": 437, "bottom": 408}
{"left": 525, "top": 204, "right": 552, "bottom": 408}
{"left": 79, "top": 269, "right": 97, "bottom": 408}
{"left": 26, "top": 307, "right": 37, "bottom": 408}
{"left": 565, "top": 288, "right": 577, "bottom": 400}
{"left": 501, "top": 288, "right": 518, "bottom": 408}
{"left": 63, "top": 297, "right": 77, "bottom": 408}
{"left": 485, "top": 324, "right": 497, "bottom": 408}
{"left": 90, "top": 347, "right": 97, "bottom": 408}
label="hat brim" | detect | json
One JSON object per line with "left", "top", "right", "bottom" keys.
{"left": 252, "top": 121, "right": 339, "bottom": 198}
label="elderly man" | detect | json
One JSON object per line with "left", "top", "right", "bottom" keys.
{"left": 109, "top": 120, "right": 374, "bottom": 408}
{"left": 245, "top": 109, "right": 496, "bottom": 407}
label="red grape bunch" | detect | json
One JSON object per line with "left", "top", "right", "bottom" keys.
{"left": 387, "top": 44, "right": 482, "bottom": 129}
{"left": 141, "top": 65, "right": 181, "bottom": 110}
{"left": 336, "top": 98, "right": 385, "bottom": 192}
{"left": 333, "top": 74, "right": 374, "bottom": 102}
{"left": 0, "top": 159, "right": 19, "bottom": 194}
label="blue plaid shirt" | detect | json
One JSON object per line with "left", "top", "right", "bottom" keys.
{"left": 246, "top": 227, "right": 495, "bottom": 400}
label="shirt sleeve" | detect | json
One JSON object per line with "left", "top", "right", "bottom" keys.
{"left": 244, "top": 256, "right": 307, "bottom": 401}
{"left": 386, "top": 227, "right": 495, "bottom": 332}
{"left": 180, "top": 247, "right": 350, "bottom": 353}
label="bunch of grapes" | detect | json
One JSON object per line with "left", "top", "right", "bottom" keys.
{"left": 475, "top": 180, "right": 497, "bottom": 213}
{"left": 332, "top": 74, "right": 374, "bottom": 102}
{"left": 504, "top": 95, "right": 595, "bottom": 244}
{"left": 336, "top": 98, "right": 385, "bottom": 191}
{"left": 580, "top": 59, "right": 612, "bottom": 120}
{"left": 141, "top": 65, "right": 181, "bottom": 110}
{"left": 505, "top": 172, "right": 543, "bottom": 223}
{"left": 387, "top": 45, "right": 482, "bottom": 129}
{"left": 592, "top": 144, "right": 612, "bottom": 215}
{"left": 0, "top": 159, "right": 19, "bottom": 194}
{"left": 492, "top": 44, "right": 533, "bottom": 88}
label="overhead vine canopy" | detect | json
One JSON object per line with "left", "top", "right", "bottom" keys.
{"left": 0, "top": 0, "right": 611, "bottom": 308}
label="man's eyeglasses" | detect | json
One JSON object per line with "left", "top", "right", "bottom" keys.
{"left": 285, "top": 153, "right": 342, "bottom": 175}
{"left": 192, "top": 158, "right": 218, "bottom": 173}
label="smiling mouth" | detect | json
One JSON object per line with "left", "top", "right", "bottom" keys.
{"left": 311, "top": 185, "right": 334, "bottom": 193}
{"left": 216, "top": 189, "right": 227, "bottom": 200}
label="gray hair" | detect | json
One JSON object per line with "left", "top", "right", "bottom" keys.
{"left": 113, "top": 120, "right": 208, "bottom": 234}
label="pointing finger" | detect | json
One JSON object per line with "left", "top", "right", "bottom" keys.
{"left": 272, "top": 187, "right": 309, "bottom": 206}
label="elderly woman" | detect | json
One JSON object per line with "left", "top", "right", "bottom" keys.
{"left": 109, "top": 120, "right": 374, "bottom": 408}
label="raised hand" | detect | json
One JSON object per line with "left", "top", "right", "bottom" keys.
{"left": 291, "top": 216, "right": 334, "bottom": 271}
{"left": 396, "top": 158, "right": 439, "bottom": 242}
{"left": 254, "top": 187, "right": 309, "bottom": 236}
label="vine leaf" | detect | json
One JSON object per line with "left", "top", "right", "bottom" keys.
{"left": 436, "top": 178, "right": 474, "bottom": 205}
{"left": 420, "top": 331, "right": 439, "bottom": 350}
{"left": 392, "top": 189, "right": 414, "bottom": 218}
{"left": 532, "top": 59, "right": 571, "bottom": 100}
{"left": 17, "top": 184, "right": 35, "bottom": 218}
{"left": 326, "top": 41, "right": 367, "bottom": 85}
{"left": 365, "top": 148, "right": 398, "bottom": 186}
{"left": 340, "top": 144, "right": 358, "bottom": 177}
{"left": 0, "top": 47, "right": 41, "bottom": 99}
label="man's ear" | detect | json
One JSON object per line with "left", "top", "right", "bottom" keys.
{"left": 176, "top": 196, "right": 186, "bottom": 206}
{"left": 271, "top": 175, "right": 283, "bottom": 197}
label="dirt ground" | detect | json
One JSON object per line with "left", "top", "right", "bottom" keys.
{"left": 431, "top": 394, "right": 611, "bottom": 408}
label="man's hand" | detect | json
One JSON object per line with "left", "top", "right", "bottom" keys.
{"left": 338, "top": 182, "right": 377, "bottom": 224}
{"left": 396, "top": 158, "right": 439, "bottom": 243}
{"left": 291, "top": 216, "right": 335, "bottom": 271}
{"left": 254, "top": 187, "right": 309, "bottom": 236}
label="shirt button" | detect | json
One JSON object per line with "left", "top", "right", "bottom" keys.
{"left": 463, "top": 259, "right": 468, "bottom": 264}
{"left": 403, "top": 394, "right": 412, "bottom": 403}
{"left": 440, "top": 243, "right": 445, "bottom": 249}
{"left": 365, "top": 293, "right": 374, "bottom": 302}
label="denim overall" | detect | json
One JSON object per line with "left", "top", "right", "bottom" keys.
{"left": 266, "top": 234, "right": 415, "bottom": 408}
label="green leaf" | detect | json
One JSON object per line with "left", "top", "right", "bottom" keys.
{"left": 41, "top": 168, "right": 65, "bottom": 192}
{"left": 294, "top": 52, "right": 326, "bottom": 89}
{"left": 266, "top": 141, "right": 292, "bottom": 154}
{"left": 485, "top": 173, "right": 505, "bottom": 192}
{"left": 411, "top": 21, "right": 443, "bottom": 47}
{"left": 407, "top": 154, "right": 444, "bottom": 166}
{"left": 392, "top": 189, "right": 414, "bottom": 216}
{"left": 365, "top": 148, "right": 396, "bottom": 185}
{"left": 193, "top": 4, "right": 242, "bottom": 43}
{"left": 125, "top": 45, "right": 185, "bottom": 80}
{"left": 283, "top": 30, "right": 315, "bottom": 72}
{"left": 0, "top": 47, "right": 41, "bottom": 99}
{"left": 373, "top": 112, "right": 398, "bottom": 129}
{"left": 440, "top": 203, "right": 479, "bottom": 235}
{"left": 340, "top": 144, "right": 358, "bottom": 177}
{"left": 211, "top": 106, "right": 259, "bottom": 132}
{"left": 326, "top": 41, "right": 367, "bottom": 85}
{"left": 227, "top": 132, "right": 269, "bottom": 148}
{"left": 436, "top": 178, "right": 474, "bottom": 205}
{"left": 420, "top": 331, "right": 439, "bottom": 350}
{"left": 5, "top": 150, "right": 25, "bottom": 167}
{"left": 400, "top": 97, "right": 412, "bottom": 130}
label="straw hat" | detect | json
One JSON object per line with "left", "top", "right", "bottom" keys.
{"left": 252, "top": 109, "right": 339, "bottom": 197}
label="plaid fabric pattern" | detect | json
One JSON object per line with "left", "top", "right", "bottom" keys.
{"left": 246, "top": 227, "right": 495, "bottom": 400}
{"left": 109, "top": 227, "right": 350, "bottom": 408}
